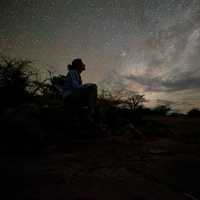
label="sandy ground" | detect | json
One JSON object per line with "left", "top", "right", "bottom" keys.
{"left": 1, "top": 135, "right": 200, "bottom": 200}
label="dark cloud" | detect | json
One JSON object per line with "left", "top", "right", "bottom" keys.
{"left": 162, "top": 76, "right": 200, "bottom": 92}
{"left": 126, "top": 68, "right": 200, "bottom": 92}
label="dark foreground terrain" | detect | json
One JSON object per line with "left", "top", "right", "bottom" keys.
{"left": 1, "top": 116, "right": 200, "bottom": 200}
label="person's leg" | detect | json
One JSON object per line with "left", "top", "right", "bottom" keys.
{"left": 68, "top": 84, "right": 97, "bottom": 109}
{"left": 86, "top": 84, "right": 97, "bottom": 113}
{"left": 64, "top": 84, "right": 97, "bottom": 117}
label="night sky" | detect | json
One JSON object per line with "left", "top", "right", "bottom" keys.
{"left": 0, "top": 0, "right": 200, "bottom": 112}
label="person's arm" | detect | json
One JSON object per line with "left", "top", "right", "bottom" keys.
{"left": 69, "top": 70, "right": 83, "bottom": 89}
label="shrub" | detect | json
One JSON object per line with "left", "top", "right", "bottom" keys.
{"left": 151, "top": 105, "right": 171, "bottom": 116}
{"left": 0, "top": 56, "right": 36, "bottom": 107}
{"left": 188, "top": 108, "right": 200, "bottom": 117}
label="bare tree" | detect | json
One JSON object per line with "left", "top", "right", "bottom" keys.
{"left": 124, "top": 93, "right": 146, "bottom": 112}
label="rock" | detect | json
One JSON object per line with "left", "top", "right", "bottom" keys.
{"left": 1, "top": 103, "right": 44, "bottom": 152}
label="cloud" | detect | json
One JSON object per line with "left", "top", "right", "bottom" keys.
{"left": 126, "top": 67, "right": 200, "bottom": 92}
{"left": 123, "top": 12, "right": 200, "bottom": 93}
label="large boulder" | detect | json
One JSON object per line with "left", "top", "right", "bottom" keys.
{"left": 0, "top": 103, "right": 44, "bottom": 152}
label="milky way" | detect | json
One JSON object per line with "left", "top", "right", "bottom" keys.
{"left": 0, "top": 0, "right": 200, "bottom": 112}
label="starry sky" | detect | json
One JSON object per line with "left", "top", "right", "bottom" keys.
{"left": 0, "top": 0, "right": 200, "bottom": 112}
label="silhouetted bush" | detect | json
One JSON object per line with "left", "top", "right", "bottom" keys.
{"left": 188, "top": 108, "right": 200, "bottom": 117}
{"left": 138, "top": 106, "right": 152, "bottom": 115}
{"left": 37, "top": 74, "right": 66, "bottom": 100}
{"left": 151, "top": 105, "right": 171, "bottom": 116}
{"left": 0, "top": 56, "right": 37, "bottom": 108}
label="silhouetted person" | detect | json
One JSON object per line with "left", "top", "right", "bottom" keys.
{"left": 63, "top": 58, "right": 97, "bottom": 115}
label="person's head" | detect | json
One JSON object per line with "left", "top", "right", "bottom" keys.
{"left": 67, "top": 58, "right": 86, "bottom": 73}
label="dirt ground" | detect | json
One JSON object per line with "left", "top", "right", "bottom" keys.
{"left": 1, "top": 116, "right": 200, "bottom": 200}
